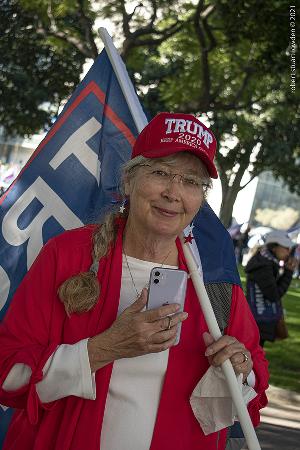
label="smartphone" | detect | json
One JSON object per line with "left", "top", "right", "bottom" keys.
{"left": 147, "top": 267, "right": 188, "bottom": 345}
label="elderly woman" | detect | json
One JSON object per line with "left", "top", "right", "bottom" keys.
{"left": 0, "top": 113, "right": 268, "bottom": 450}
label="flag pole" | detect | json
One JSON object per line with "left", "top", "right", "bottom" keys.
{"left": 98, "top": 27, "right": 261, "bottom": 450}
{"left": 180, "top": 234, "right": 261, "bottom": 449}
{"left": 98, "top": 27, "right": 148, "bottom": 133}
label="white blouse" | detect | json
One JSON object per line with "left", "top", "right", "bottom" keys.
{"left": 3, "top": 255, "right": 178, "bottom": 450}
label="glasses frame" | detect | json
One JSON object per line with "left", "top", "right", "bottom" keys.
{"left": 136, "top": 163, "right": 210, "bottom": 192}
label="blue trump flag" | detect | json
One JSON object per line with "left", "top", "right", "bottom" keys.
{"left": 0, "top": 49, "right": 139, "bottom": 318}
{"left": 193, "top": 203, "right": 241, "bottom": 285}
{"left": 0, "top": 48, "right": 240, "bottom": 444}
{"left": 0, "top": 48, "right": 139, "bottom": 444}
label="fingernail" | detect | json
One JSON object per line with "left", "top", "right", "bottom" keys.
{"left": 182, "top": 312, "right": 188, "bottom": 319}
{"left": 205, "top": 348, "right": 213, "bottom": 356}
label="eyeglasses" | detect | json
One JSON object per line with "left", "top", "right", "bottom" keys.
{"left": 138, "top": 164, "right": 210, "bottom": 193}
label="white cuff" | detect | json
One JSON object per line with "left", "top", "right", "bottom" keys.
{"left": 246, "top": 370, "right": 256, "bottom": 388}
{"left": 36, "top": 338, "right": 96, "bottom": 403}
{"left": 2, "top": 364, "right": 32, "bottom": 391}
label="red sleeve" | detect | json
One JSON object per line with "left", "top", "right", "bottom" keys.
{"left": 226, "top": 284, "right": 269, "bottom": 427}
{"left": 0, "top": 238, "right": 64, "bottom": 424}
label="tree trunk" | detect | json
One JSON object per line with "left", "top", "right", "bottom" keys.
{"left": 219, "top": 184, "right": 241, "bottom": 228}
{"left": 218, "top": 157, "right": 250, "bottom": 228}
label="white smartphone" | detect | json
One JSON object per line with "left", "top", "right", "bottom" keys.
{"left": 147, "top": 267, "right": 188, "bottom": 345}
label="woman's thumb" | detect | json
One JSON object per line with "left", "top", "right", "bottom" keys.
{"left": 203, "top": 331, "right": 215, "bottom": 347}
{"left": 128, "top": 288, "right": 148, "bottom": 312}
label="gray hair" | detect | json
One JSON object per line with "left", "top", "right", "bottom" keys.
{"left": 120, "top": 153, "right": 212, "bottom": 196}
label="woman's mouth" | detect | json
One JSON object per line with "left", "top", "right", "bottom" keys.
{"left": 154, "top": 207, "right": 179, "bottom": 217}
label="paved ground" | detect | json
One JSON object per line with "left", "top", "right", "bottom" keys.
{"left": 243, "top": 385, "right": 300, "bottom": 449}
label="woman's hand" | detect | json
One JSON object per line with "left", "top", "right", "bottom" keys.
{"left": 285, "top": 256, "right": 298, "bottom": 272}
{"left": 88, "top": 288, "right": 188, "bottom": 372}
{"left": 203, "top": 332, "right": 253, "bottom": 382}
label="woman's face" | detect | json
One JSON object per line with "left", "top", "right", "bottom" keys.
{"left": 273, "top": 245, "right": 291, "bottom": 262}
{"left": 125, "top": 152, "right": 206, "bottom": 239}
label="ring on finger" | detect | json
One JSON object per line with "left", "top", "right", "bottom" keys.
{"left": 241, "top": 352, "right": 249, "bottom": 363}
{"left": 166, "top": 316, "right": 172, "bottom": 330}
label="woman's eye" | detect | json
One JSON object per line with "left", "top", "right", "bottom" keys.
{"left": 184, "top": 177, "right": 199, "bottom": 186}
{"left": 153, "top": 170, "right": 168, "bottom": 177}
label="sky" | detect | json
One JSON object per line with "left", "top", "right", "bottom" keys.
{"left": 207, "top": 174, "right": 258, "bottom": 225}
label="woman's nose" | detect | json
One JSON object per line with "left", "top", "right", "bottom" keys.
{"left": 161, "top": 179, "right": 181, "bottom": 200}
{"left": 169, "top": 173, "right": 183, "bottom": 184}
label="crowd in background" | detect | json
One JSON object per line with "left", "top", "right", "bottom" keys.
{"left": 229, "top": 222, "right": 300, "bottom": 277}
{"left": 0, "top": 160, "right": 22, "bottom": 196}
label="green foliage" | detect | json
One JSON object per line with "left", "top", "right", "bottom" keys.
{"left": 0, "top": 0, "right": 91, "bottom": 136}
{"left": 1, "top": 0, "right": 298, "bottom": 221}
{"left": 265, "top": 283, "right": 300, "bottom": 393}
{"left": 0, "top": 0, "right": 86, "bottom": 136}
{"left": 255, "top": 100, "right": 300, "bottom": 194}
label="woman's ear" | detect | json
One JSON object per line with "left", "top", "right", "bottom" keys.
{"left": 123, "top": 175, "right": 131, "bottom": 196}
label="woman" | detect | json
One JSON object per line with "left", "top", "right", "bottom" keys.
{"left": 0, "top": 113, "right": 268, "bottom": 450}
{"left": 245, "top": 230, "right": 297, "bottom": 346}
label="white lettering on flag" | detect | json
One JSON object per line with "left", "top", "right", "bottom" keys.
{"left": 49, "top": 117, "right": 102, "bottom": 184}
{"left": 2, "top": 177, "right": 83, "bottom": 269}
{"left": 0, "top": 266, "right": 10, "bottom": 311}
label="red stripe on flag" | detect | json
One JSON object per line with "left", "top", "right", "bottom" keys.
{"left": 0, "top": 81, "right": 136, "bottom": 204}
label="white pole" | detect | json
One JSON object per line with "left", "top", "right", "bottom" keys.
{"left": 98, "top": 27, "right": 148, "bottom": 133}
{"left": 98, "top": 26, "right": 261, "bottom": 450}
{"left": 180, "top": 234, "right": 261, "bottom": 450}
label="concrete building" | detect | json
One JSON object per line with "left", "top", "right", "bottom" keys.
{"left": 249, "top": 171, "right": 300, "bottom": 230}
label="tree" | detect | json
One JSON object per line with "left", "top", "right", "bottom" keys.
{"left": 0, "top": 0, "right": 186, "bottom": 133}
{"left": 120, "top": 0, "right": 299, "bottom": 226}
{"left": 0, "top": 0, "right": 87, "bottom": 136}
{"left": 1, "top": 0, "right": 299, "bottom": 226}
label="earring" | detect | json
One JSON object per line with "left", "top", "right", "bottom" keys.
{"left": 119, "top": 199, "right": 127, "bottom": 214}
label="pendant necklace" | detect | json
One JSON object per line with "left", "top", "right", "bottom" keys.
{"left": 123, "top": 247, "right": 174, "bottom": 297}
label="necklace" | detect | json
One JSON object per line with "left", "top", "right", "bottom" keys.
{"left": 123, "top": 247, "right": 174, "bottom": 297}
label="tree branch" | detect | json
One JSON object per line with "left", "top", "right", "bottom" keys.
{"left": 36, "top": 27, "right": 94, "bottom": 59}
{"left": 193, "top": 0, "right": 214, "bottom": 110}
{"left": 128, "top": 2, "right": 144, "bottom": 21}
{"left": 130, "top": 16, "right": 181, "bottom": 40}
{"left": 121, "top": 21, "right": 184, "bottom": 59}
{"left": 149, "top": 0, "right": 158, "bottom": 27}
{"left": 77, "top": 0, "right": 99, "bottom": 59}
{"left": 37, "top": 0, "right": 98, "bottom": 59}
{"left": 201, "top": 5, "right": 216, "bottom": 52}
{"left": 240, "top": 173, "right": 257, "bottom": 189}
{"left": 120, "top": 0, "right": 131, "bottom": 38}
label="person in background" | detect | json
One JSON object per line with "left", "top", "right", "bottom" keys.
{"left": 291, "top": 243, "right": 300, "bottom": 279}
{"left": 237, "top": 225, "right": 251, "bottom": 265}
{"left": 245, "top": 230, "right": 297, "bottom": 347}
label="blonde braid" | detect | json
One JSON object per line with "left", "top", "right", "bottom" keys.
{"left": 58, "top": 209, "right": 126, "bottom": 315}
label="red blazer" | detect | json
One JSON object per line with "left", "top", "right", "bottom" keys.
{"left": 0, "top": 221, "right": 269, "bottom": 450}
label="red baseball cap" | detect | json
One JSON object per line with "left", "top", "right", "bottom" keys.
{"left": 131, "top": 112, "right": 218, "bottom": 178}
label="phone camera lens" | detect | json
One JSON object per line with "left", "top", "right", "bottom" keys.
{"left": 154, "top": 271, "right": 160, "bottom": 276}
{"left": 154, "top": 279, "right": 159, "bottom": 284}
